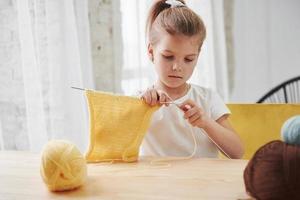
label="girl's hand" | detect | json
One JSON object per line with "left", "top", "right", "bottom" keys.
{"left": 179, "top": 99, "right": 212, "bottom": 128}
{"left": 141, "top": 88, "right": 171, "bottom": 106}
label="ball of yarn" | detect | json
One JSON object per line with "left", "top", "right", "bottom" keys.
{"left": 244, "top": 140, "right": 300, "bottom": 199}
{"left": 40, "top": 140, "right": 87, "bottom": 192}
{"left": 281, "top": 115, "right": 300, "bottom": 145}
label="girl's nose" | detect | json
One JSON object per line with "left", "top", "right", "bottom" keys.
{"left": 172, "top": 62, "right": 182, "bottom": 71}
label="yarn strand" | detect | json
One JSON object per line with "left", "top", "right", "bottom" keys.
{"left": 151, "top": 89, "right": 232, "bottom": 166}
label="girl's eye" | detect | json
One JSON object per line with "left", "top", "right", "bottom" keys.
{"left": 162, "top": 55, "right": 174, "bottom": 60}
{"left": 185, "top": 58, "right": 194, "bottom": 62}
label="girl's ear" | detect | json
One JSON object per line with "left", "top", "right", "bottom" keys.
{"left": 147, "top": 43, "right": 154, "bottom": 62}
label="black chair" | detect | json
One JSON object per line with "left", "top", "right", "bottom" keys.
{"left": 257, "top": 76, "right": 300, "bottom": 103}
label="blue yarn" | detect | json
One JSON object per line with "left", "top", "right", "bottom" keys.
{"left": 281, "top": 115, "right": 300, "bottom": 146}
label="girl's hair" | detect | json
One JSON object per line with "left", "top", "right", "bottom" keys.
{"left": 146, "top": 0, "right": 206, "bottom": 49}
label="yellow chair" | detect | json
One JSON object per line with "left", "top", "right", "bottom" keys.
{"left": 226, "top": 104, "right": 300, "bottom": 159}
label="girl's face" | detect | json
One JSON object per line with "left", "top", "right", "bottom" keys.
{"left": 148, "top": 32, "right": 200, "bottom": 89}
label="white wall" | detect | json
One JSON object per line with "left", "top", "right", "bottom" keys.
{"left": 88, "top": 0, "right": 123, "bottom": 93}
{"left": 230, "top": 0, "right": 300, "bottom": 102}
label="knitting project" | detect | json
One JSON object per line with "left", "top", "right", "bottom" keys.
{"left": 85, "top": 90, "right": 159, "bottom": 163}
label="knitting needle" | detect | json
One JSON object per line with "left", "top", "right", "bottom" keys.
{"left": 160, "top": 101, "right": 179, "bottom": 107}
{"left": 160, "top": 101, "right": 191, "bottom": 111}
{"left": 160, "top": 101, "right": 178, "bottom": 105}
{"left": 71, "top": 86, "right": 85, "bottom": 91}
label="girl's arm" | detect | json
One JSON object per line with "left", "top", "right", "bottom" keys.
{"left": 180, "top": 99, "right": 244, "bottom": 159}
{"left": 204, "top": 115, "right": 244, "bottom": 159}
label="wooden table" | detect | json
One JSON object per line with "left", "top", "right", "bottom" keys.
{"left": 0, "top": 151, "right": 251, "bottom": 200}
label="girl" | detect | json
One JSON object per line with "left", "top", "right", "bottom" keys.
{"left": 141, "top": 0, "right": 244, "bottom": 159}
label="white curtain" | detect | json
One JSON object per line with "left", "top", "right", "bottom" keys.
{"left": 120, "top": 0, "right": 229, "bottom": 100}
{"left": 13, "top": 0, "right": 94, "bottom": 152}
{"left": 0, "top": 121, "right": 3, "bottom": 150}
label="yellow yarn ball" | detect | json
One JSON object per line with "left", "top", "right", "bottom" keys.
{"left": 40, "top": 140, "right": 87, "bottom": 192}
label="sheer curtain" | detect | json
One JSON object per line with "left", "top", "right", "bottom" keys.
{"left": 13, "top": 0, "right": 94, "bottom": 152}
{"left": 120, "top": 0, "right": 229, "bottom": 100}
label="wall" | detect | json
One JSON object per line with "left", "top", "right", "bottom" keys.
{"left": 88, "top": 0, "right": 122, "bottom": 92}
{"left": 230, "top": 0, "right": 300, "bottom": 102}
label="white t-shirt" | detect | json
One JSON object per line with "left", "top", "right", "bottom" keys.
{"left": 140, "top": 84, "right": 230, "bottom": 158}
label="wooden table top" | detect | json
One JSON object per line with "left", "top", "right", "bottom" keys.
{"left": 0, "top": 151, "right": 251, "bottom": 200}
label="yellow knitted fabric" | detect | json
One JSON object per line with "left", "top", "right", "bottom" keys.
{"left": 85, "top": 90, "right": 159, "bottom": 163}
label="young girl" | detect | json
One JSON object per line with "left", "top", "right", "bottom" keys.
{"left": 141, "top": 0, "right": 244, "bottom": 159}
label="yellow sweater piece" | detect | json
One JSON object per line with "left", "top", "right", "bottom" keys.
{"left": 85, "top": 90, "right": 159, "bottom": 163}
